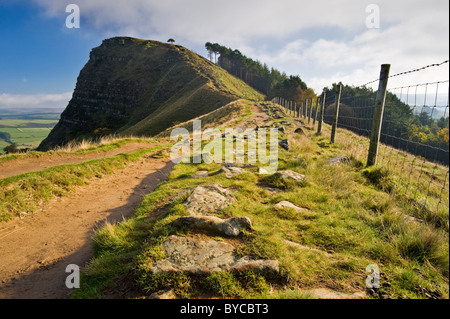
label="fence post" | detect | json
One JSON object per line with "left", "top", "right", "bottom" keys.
{"left": 317, "top": 91, "right": 326, "bottom": 135}
{"left": 313, "top": 96, "right": 319, "bottom": 127}
{"left": 367, "top": 64, "right": 391, "bottom": 167}
{"left": 330, "top": 84, "right": 342, "bottom": 144}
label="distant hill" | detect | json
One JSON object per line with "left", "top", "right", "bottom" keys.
{"left": 38, "top": 37, "right": 264, "bottom": 151}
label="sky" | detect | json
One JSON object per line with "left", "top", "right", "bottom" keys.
{"left": 0, "top": 0, "right": 448, "bottom": 109}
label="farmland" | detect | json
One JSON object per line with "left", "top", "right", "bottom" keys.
{"left": 0, "top": 112, "right": 60, "bottom": 153}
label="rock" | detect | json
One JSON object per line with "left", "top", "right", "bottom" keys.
{"left": 185, "top": 184, "right": 236, "bottom": 216}
{"left": 275, "top": 126, "right": 285, "bottom": 133}
{"left": 173, "top": 216, "right": 252, "bottom": 237}
{"left": 294, "top": 127, "right": 305, "bottom": 135}
{"left": 151, "top": 236, "right": 279, "bottom": 275}
{"left": 277, "top": 170, "right": 306, "bottom": 182}
{"left": 274, "top": 201, "right": 310, "bottom": 213}
{"left": 148, "top": 289, "right": 177, "bottom": 299}
{"left": 215, "top": 165, "right": 246, "bottom": 179}
{"left": 327, "top": 156, "right": 350, "bottom": 166}
{"left": 279, "top": 139, "right": 289, "bottom": 151}
{"left": 309, "top": 288, "right": 366, "bottom": 299}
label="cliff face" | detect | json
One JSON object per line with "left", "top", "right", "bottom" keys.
{"left": 38, "top": 37, "right": 263, "bottom": 151}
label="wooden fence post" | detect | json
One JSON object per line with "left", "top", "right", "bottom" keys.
{"left": 313, "top": 96, "right": 320, "bottom": 128}
{"left": 317, "top": 91, "right": 326, "bottom": 135}
{"left": 367, "top": 64, "right": 391, "bottom": 167}
{"left": 330, "top": 84, "right": 342, "bottom": 144}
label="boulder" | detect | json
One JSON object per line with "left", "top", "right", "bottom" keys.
{"left": 215, "top": 165, "right": 246, "bottom": 179}
{"left": 294, "top": 127, "right": 305, "bottom": 135}
{"left": 274, "top": 200, "right": 310, "bottom": 213}
{"left": 277, "top": 170, "right": 306, "bottom": 182}
{"left": 185, "top": 184, "right": 236, "bottom": 216}
{"left": 173, "top": 216, "right": 252, "bottom": 237}
{"left": 148, "top": 289, "right": 177, "bottom": 299}
{"left": 279, "top": 139, "right": 289, "bottom": 151}
{"left": 151, "top": 236, "right": 279, "bottom": 274}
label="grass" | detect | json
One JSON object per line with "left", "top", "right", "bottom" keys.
{"left": 0, "top": 127, "right": 53, "bottom": 152}
{"left": 0, "top": 141, "right": 171, "bottom": 221}
{"left": 0, "top": 135, "right": 165, "bottom": 164}
{"left": 40, "top": 37, "right": 264, "bottom": 151}
{"left": 70, "top": 106, "right": 449, "bottom": 299}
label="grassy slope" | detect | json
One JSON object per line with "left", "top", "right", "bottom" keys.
{"left": 71, "top": 102, "right": 449, "bottom": 300}
{"left": 119, "top": 42, "right": 264, "bottom": 137}
{"left": 40, "top": 37, "right": 264, "bottom": 150}
{"left": 0, "top": 138, "right": 173, "bottom": 221}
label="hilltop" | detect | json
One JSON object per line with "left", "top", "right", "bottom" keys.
{"left": 38, "top": 37, "right": 263, "bottom": 151}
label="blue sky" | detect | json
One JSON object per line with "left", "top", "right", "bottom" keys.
{"left": 0, "top": 0, "right": 448, "bottom": 109}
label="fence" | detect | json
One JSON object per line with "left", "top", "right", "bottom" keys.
{"left": 272, "top": 61, "right": 449, "bottom": 228}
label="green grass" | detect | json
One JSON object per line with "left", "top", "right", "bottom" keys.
{"left": 0, "top": 127, "right": 52, "bottom": 151}
{"left": 0, "top": 142, "right": 171, "bottom": 221}
{"left": 70, "top": 113, "right": 449, "bottom": 299}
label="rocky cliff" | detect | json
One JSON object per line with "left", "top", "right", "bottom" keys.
{"left": 38, "top": 37, "right": 263, "bottom": 150}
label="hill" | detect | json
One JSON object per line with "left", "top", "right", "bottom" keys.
{"left": 38, "top": 37, "right": 263, "bottom": 151}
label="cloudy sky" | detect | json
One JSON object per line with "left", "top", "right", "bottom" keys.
{"left": 0, "top": 0, "right": 448, "bottom": 109}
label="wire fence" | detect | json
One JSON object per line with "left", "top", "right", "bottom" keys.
{"left": 272, "top": 61, "right": 449, "bottom": 229}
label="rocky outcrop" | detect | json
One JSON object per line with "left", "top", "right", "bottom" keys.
{"left": 150, "top": 236, "right": 279, "bottom": 274}
{"left": 277, "top": 170, "right": 306, "bottom": 182}
{"left": 274, "top": 200, "right": 310, "bottom": 213}
{"left": 214, "top": 165, "right": 247, "bottom": 179}
{"left": 173, "top": 216, "right": 252, "bottom": 237}
{"left": 185, "top": 184, "right": 236, "bottom": 216}
{"left": 38, "top": 37, "right": 261, "bottom": 151}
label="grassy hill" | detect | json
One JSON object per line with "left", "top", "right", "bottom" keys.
{"left": 62, "top": 102, "right": 448, "bottom": 300}
{"left": 38, "top": 37, "right": 263, "bottom": 151}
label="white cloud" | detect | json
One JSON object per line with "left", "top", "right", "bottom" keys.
{"left": 32, "top": 0, "right": 448, "bottom": 94}
{"left": 0, "top": 92, "right": 72, "bottom": 109}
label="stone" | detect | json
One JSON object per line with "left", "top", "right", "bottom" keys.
{"left": 185, "top": 184, "right": 236, "bottom": 216}
{"left": 277, "top": 170, "right": 306, "bottom": 182}
{"left": 279, "top": 139, "right": 289, "bottom": 151}
{"left": 148, "top": 289, "right": 177, "bottom": 299}
{"left": 215, "top": 165, "right": 246, "bottom": 179}
{"left": 151, "top": 236, "right": 279, "bottom": 275}
{"left": 275, "top": 126, "right": 285, "bottom": 133}
{"left": 327, "top": 156, "right": 350, "bottom": 166}
{"left": 274, "top": 201, "right": 310, "bottom": 213}
{"left": 173, "top": 216, "right": 252, "bottom": 237}
{"left": 294, "top": 127, "right": 305, "bottom": 135}
{"left": 308, "top": 288, "right": 366, "bottom": 299}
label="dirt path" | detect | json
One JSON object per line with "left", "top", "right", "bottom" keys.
{"left": 0, "top": 152, "right": 175, "bottom": 299}
{"left": 0, "top": 142, "right": 160, "bottom": 179}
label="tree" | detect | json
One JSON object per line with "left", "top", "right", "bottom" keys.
{"left": 3, "top": 144, "right": 19, "bottom": 154}
{"left": 167, "top": 38, "right": 175, "bottom": 44}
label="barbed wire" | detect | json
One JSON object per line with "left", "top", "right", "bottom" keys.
{"left": 359, "top": 60, "right": 449, "bottom": 88}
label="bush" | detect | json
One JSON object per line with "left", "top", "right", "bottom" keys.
{"left": 3, "top": 144, "right": 19, "bottom": 154}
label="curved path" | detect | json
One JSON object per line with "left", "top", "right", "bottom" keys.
{"left": 0, "top": 142, "right": 160, "bottom": 180}
{"left": 0, "top": 145, "right": 174, "bottom": 299}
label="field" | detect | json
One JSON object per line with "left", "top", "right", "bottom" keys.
{"left": 0, "top": 114, "right": 59, "bottom": 153}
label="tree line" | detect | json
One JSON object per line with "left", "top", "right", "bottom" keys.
{"left": 205, "top": 42, "right": 316, "bottom": 102}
